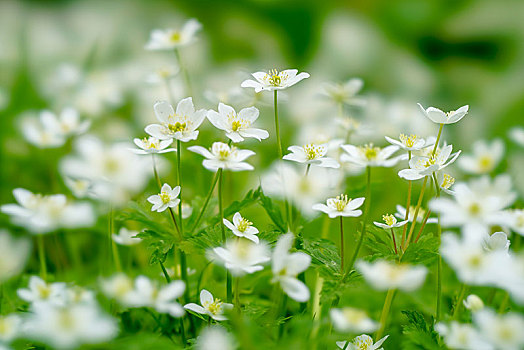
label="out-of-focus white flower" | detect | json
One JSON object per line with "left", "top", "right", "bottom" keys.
{"left": 458, "top": 139, "right": 504, "bottom": 174}
{"left": 21, "top": 112, "right": 65, "bottom": 148}
{"left": 474, "top": 309, "right": 524, "bottom": 350}
{"left": 509, "top": 126, "right": 524, "bottom": 147}
{"left": 210, "top": 240, "right": 270, "bottom": 276}
{"left": 271, "top": 233, "right": 311, "bottom": 302}
{"left": 184, "top": 289, "right": 233, "bottom": 321}
{"left": 145, "top": 19, "right": 202, "bottom": 50}
{"left": 182, "top": 202, "right": 193, "bottom": 219}
{"left": 435, "top": 321, "right": 492, "bottom": 350}
{"left": 188, "top": 142, "right": 255, "bottom": 172}
{"left": 63, "top": 177, "right": 94, "bottom": 199}
{"left": 39, "top": 108, "right": 90, "bottom": 137}
{"left": 395, "top": 205, "right": 438, "bottom": 224}
{"left": 195, "top": 326, "right": 235, "bottom": 350}
{"left": 508, "top": 209, "right": 524, "bottom": 236}
{"left": 23, "top": 302, "right": 118, "bottom": 349}
{"left": 357, "top": 260, "right": 427, "bottom": 291}
{"left": 340, "top": 144, "right": 401, "bottom": 167}
{"left": 261, "top": 162, "right": 340, "bottom": 217}
{"left": 417, "top": 103, "right": 469, "bottom": 124}
{"left": 398, "top": 144, "right": 461, "bottom": 181}
{"left": 482, "top": 232, "right": 510, "bottom": 253}
{"left": 147, "top": 183, "right": 180, "bottom": 213}
{"left": 336, "top": 334, "right": 389, "bottom": 350}
{"left": 0, "top": 230, "right": 31, "bottom": 283}
{"left": 17, "top": 276, "right": 66, "bottom": 306}
{"left": 330, "top": 308, "right": 379, "bottom": 333}
{"left": 100, "top": 274, "right": 135, "bottom": 306}
{"left": 145, "top": 98, "right": 207, "bottom": 142}
{"left": 321, "top": 78, "right": 365, "bottom": 107}
{"left": 112, "top": 227, "right": 141, "bottom": 246}
{"left": 0, "top": 314, "right": 22, "bottom": 344}
{"left": 145, "top": 65, "right": 179, "bottom": 85}
{"left": 223, "top": 212, "right": 259, "bottom": 244}
{"left": 385, "top": 134, "right": 434, "bottom": 152}
{"left": 463, "top": 294, "right": 484, "bottom": 312}
{"left": 283, "top": 144, "right": 340, "bottom": 168}
{"left": 241, "top": 69, "right": 309, "bottom": 92}
{"left": 374, "top": 213, "right": 408, "bottom": 229}
{"left": 131, "top": 136, "right": 176, "bottom": 155}
{"left": 207, "top": 103, "right": 268, "bottom": 143}
{"left": 127, "top": 276, "right": 186, "bottom": 317}
{"left": 65, "top": 287, "right": 96, "bottom": 306}
{"left": 1, "top": 188, "right": 95, "bottom": 234}
{"left": 312, "top": 195, "right": 364, "bottom": 218}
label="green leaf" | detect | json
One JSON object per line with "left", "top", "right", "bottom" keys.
{"left": 258, "top": 189, "right": 286, "bottom": 232}
{"left": 321, "top": 270, "right": 360, "bottom": 304}
{"left": 136, "top": 229, "right": 174, "bottom": 265}
{"left": 117, "top": 201, "right": 173, "bottom": 237}
{"left": 363, "top": 226, "right": 397, "bottom": 261}
{"left": 401, "top": 234, "right": 439, "bottom": 266}
{"left": 302, "top": 238, "right": 341, "bottom": 277}
{"left": 179, "top": 223, "right": 223, "bottom": 255}
{"left": 401, "top": 310, "right": 443, "bottom": 350}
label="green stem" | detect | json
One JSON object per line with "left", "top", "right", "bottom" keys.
{"left": 498, "top": 292, "right": 509, "bottom": 313}
{"left": 218, "top": 168, "right": 233, "bottom": 303}
{"left": 452, "top": 283, "right": 467, "bottom": 320}
{"left": 431, "top": 124, "right": 444, "bottom": 157}
{"left": 174, "top": 48, "right": 192, "bottom": 98}
{"left": 190, "top": 172, "right": 219, "bottom": 233}
{"left": 340, "top": 216, "right": 345, "bottom": 272}
{"left": 37, "top": 235, "right": 47, "bottom": 280}
{"left": 160, "top": 260, "right": 172, "bottom": 283}
{"left": 176, "top": 140, "right": 190, "bottom": 305}
{"left": 347, "top": 166, "right": 371, "bottom": 271}
{"left": 404, "top": 176, "right": 428, "bottom": 250}
{"left": 390, "top": 228, "right": 398, "bottom": 254}
{"left": 152, "top": 154, "right": 162, "bottom": 189}
{"left": 273, "top": 90, "right": 283, "bottom": 159}
{"left": 305, "top": 163, "right": 311, "bottom": 176}
{"left": 235, "top": 277, "right": 241, "bottom": 311}
{"left": 432, "top": 170, "right": 443, "bottom": 321}
{"left": 108, "top": 208, "right": 122, "bottom": 272}
{"left": 375, "top": 289, "right": 396, "bottom": 340}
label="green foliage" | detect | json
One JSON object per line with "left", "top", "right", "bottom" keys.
{"left": 302, "top": 238, "right": 341, "bottom": 277}
{"left": 401, "top": 234, "right": 439, "bottom": 266}
{"left": 401, "top": 310, "right": 443, "bottom": 350}
{"left": 257, "top": 190, "right": 286, "bottom": 233}
{"left": 179, "top": 223, "right": 223, "bottom": 255}
{"left": 136, "top": 229, "right": 174, "bottom": 265}
{"left": 364, "top": 226, "right": 397, "bottom": 261}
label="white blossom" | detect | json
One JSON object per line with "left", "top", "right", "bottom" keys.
{"left": 312, "top": 194, "right": 364, "bottom": 218}
{"left": 131, "top": 136, "right": 176, "bottom": 154}
{"left": 188, "top": 142, "right": 255, "bottom": 172}
{"left": 357, "top": 260, "right": 427, "bottom": 291}
{"left": 458, "top": 139, "right": 504, "bottom": 174}
{"left": 283, "top": 144, "right": 340, "bottom": 168}
{"left": 184, "top": 289, "right": 233, "bottom": 321}
{"left": 223, "top": 212, "right": 259, "bottom": 244}
{"left": 330, "top": 308, "right": 379, "bottom": 334}
{"left": 241, "top": 69, "right": 309, "bottom": 92}
{"left": 340, "top": 144, "right": 401, "bottom": 167}
{"left": 207, "top": 103, "right": 268, "bottom": 143}
{"left": 145, "top": 19, "right": 202, "bottom": 50}
{"left": 147, "top": 183, "right": 180, "bottom": 212}
{"left": 210, "top": 240, "right": 270, "bottom": 276}
{"left": 417, "top": 103, "right": 469, "bottom": 124}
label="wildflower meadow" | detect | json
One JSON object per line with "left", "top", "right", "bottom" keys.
{"left": 1, "top": 1, "right": 524, "bottom": 349}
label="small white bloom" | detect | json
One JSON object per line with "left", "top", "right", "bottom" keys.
{"left": 271, "top": 233, "right": 311, "bottom": 302}
{"left": 223, "top": 212, "right": 259, "bottom": 244}
{"left": 336, "top": 334, "right": 389, "bottom": 350}
{"left": 463, "top": 294, "right": 484, "bottom": 312}
{"left": 112, "top": 227, "right": 141, "bottom": 246}
{"left": 509, "top": 126, "right": 524, "bottom": 147}
{"left": 131, "top": 136, "right": 176, "bottom": 155}
{"left": 17, "top": 276, "right": 67, "bottom": 306}
{"left": 395, "top": 205, "right": 438, "bottom": 224}
{"left": 210, "top": 240, "right": 270, "bottom": 276}
{"left": 64, "top": 177, "right": 94, "bottom": 198}
{"left": 340, "top": 144, "right": 401, "bottom": 167}
{"left": 357, "top": 260, "right": 427, "bottom": 291}
{"left": 184, "top": 289, "right": 233, "bottom": 321}
{"left": 182, "top": 202, "right": 193, "bottom": 219}
{"left": 145, "top": 98, "right": 207, "bottom": 142}
{"left": 313, "top": 194, "right": 364, "bottom": 219}
{"left": 0, "top": 230, "right": 31, "bottom": 283}
{"left": 195, "top": 326, "right": 235, "bottom": 350}
{"left": 100, "top": 273, "right": 135, "bottom": 306}
{"left": 147, "top": 183, "right": 180, "bottom": 212}
{"left": 385, "top": 133, "right": 433, "bottom": 152}
{"left": 474, "top": 309, "right": 524, "bottom": 350}
{"left": 145, "top": 19, "right": 202, "bottom": 50}
{"left": 398, "top": 144, "right": 461, "bottom": 181}
{"left": 188, "top": 142, "right": 255, "bottom": 172}
{"left": 321, "top": 78, "right": 366, "bottom": 107}
{"left": 508, "top": 209, "right": 524, "bottom": 236}
{"left": 207, "top": 103, "right": 269, "bottom": 143}
{"left": 21, "top": 112, "right": 65, "bottom": 148}
{"left": 374, "top": 213, "right": 408, "bottom": 229}
{"left": 438, "top": 173, "right": 456, "bottom": 195}
{"left": 330, "top": 308, "right": 379, "bottom": 333}
{"left": 435, "top": 321, "right": 492, "bottom": 350}
{"left": 417, "top": 103, "right": 469, "bottom": 124}
{"left": 127, "top": 276, "right": 186, "bottom": 317}
{"left": 458, "top": 139, "right": 504, "bottom": 174}
{"left": 241, "top": 69, "right": 310, "bottom": 92}
{"left": 482, "top": 231, "right": 510, "bottom": 253}
{"left": 39, "top": 107, "right": 90, "bottom": 137}
{"left": 283, "top": 144, "right": 340, "bottom": 168}
{"left": 0, "top": 314, "right": 22, "bottom": 344}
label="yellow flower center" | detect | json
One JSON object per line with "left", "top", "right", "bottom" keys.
{"left": 399, "top": 134, "right": 418, "bottom": 148}
{"left": 304, "top": 144, "right": 325, "bottom": 160}
{"left": 143, "top": 137, "right": 159, "bottom": 149}
{"left": 516, "top": 212, "right": 524, "bottom": 228}
{"left": 170, "top": 31, "right": 181, "bottom": 43}
{"left": 236, "top": 217, "right": 252, "bottom": 232}
{"left": 360, "top": 144, "right": 380, "bottom": 160}
{"left": 57, "top": 309, "right": 75, "bottom": 331}
{"left": 168, "top": 121, "right": 187, "bottom": 133}
{"left": 424, "top": 155, "right": 437, "bottom": 168}
{"left": 0, "top": 318, "right": 12, "bottom": 336}
{"left": 204, "top": 298, "right": 223, "bottom": 315}
{"left": 441, "top": 174, "right": 455, "bottom": 189}
{"left": 159, "top": 191, "right": 171, "bottom": 204}
{"left": 478, "top": 155, "right": 493, "bottom": 171}
{"left": 331, "top": 194, "right": 351, "bottom": 211}
{"left": 468, "top": 254, "right": 482, "bottom": 268}
{"left": 468, "top": 203, "right": 481, "bottom": 216}
{"left": 383, "top": 214, "right": 397, "bottom": 226}
{"left": 353, "top": 336, "right": 374, "bottom": 350}
{"left": 342, "top": 308, "right": 366, "bottom": 324}
{"left": 37, "top": 284, "right": 51, "bottom": 299}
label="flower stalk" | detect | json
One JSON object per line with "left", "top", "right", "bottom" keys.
{"left": 375, "top": 289, "right": 396, "bottom": 339}
{"left": 273, "top": 90, "right": 283, "bottom": 159}
{"left": 347, "top": 166, "right": 371, "bottom": 271}
{"left": 37, "top": 235, "right": 47, "bottom": 280}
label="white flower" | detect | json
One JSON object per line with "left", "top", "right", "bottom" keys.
{"left": 417, "top": 103, "right": 469, "bottom": 124}
{"left": 184, "top": 289, "right": 233, "bottom": 321}
{"left": 207, "top": 103, "right": 269, "bottom": 143}
{"left": 374, "top": 213, "right": 408, "bottom": 229}
{"left": 145, "top": 19, "right": 202, "bottom": 50}
{"left": 131, "top": 136, "right": 176, "bottom": 154}
{"left": 145, "top": 98, "right": 207, "bottom": 142}
{"left": 17, "top": 276, "right": 67, "bottom": 306}
{"left": 210, "top": 240, "right": 270, "bottom": 276}
{"left": 195, "top": 326, "right": 235, "bottom": 350}
{"left": 147, "top": 183, "right": 181, "bottom": 212}
{"left": 395, "top": 205, "right": 438, "bottom": 224}
{"left": 357, "top": 260, "right": 427, "bottom": 291}
{"left": 21, "top": 112, "right": 65, "bottom": 148}
{"left": 330, "top": 308, "right": 379, "bottom": 333}
{"left": 241, "top": 69, "right": 310, "bottom": 92}
{"left": 385, "top": 134, "right": 434, "bottom": 152}
{"left": 312, "top": 195, "right": 364, "bottom": 218}
{"left": 458, "top": 139, "right": 504, "bottom": 174}
{"left": 336, "top": 334, "right": 389, "bottom": 350}
{"left": 112, "top": 227, "right": 141, "bottom": 246}
{"left": 0, "top": 314, "right": 22, "bottom": 344}
{"left": 188, "top": 142, "right": 255, "bottom": 172}
{"left": 321, "top": 78, "right": 366, "bottom": 107}
{"left": 99, "top": 274, "right": 135, "bottom": 306}
{"left": 145, "top": 65, "right": 179, "bottom": 84}
{"left": 398, "top": 144, "right": 461, "bottom": 181}
{"left": 127, "top": 276, "right": 186, "bottom": 317}
{"left": 438, "top": 173, "right": 456, "bottom": 195}
{"left": 340, "top": 144, "right": 401, "bottom": 167}
{"left": 271, "top": 233, "right": 311, "bottom": 302}
{"left": 223, "top": 212, "right": 259, "bottom": 244}
{"left": 509, "top": 126, "right": 524, "bottom": 147}
{"left": 283, "top": 144, "right": 340, "bottom": 168}
{"left": 482, "top": 232, "right": 510, "bottom": 253}
{"left": 474, "top": 309, "right": 524, "bottom": 350}
{"left": 463, "top": 294, "right": 484, "bottom": 312}
{"left": 435, "top": 321, "right": 493, "bottom": 350}
{"left": 182, "top": 202, "right": 193, "bottom": 219}
{"left": 38, "top": 107, "right": 90, "bottom": 137}
{"left": 64, "top": 177, "right": 94, "bottom": 198}
{"left": 23, "top": 302, "right": 118, "bottom": 349}
{"left": 0, "top": 230, "right": 31, "bottom": 283}
{"left": 1, "top": 188, "right": 95, "bottom": 234}
{"left": 508, "top": 209, "right": 524, "bottom": 236}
